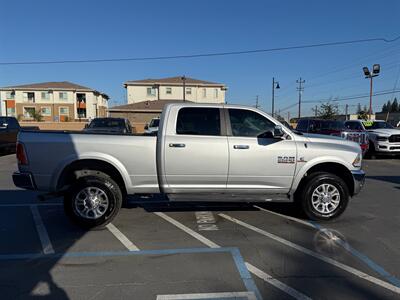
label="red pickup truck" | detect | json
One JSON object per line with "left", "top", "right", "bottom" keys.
{"left": 296, "top": 119, "right": 369, "bottom": 155}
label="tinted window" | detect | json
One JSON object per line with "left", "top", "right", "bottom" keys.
{"left": 345, "top": 121, "right": 363, "bottom": 130}
{"left": 0, "top": 117, "right": 18, "bottom": 129}
{"left": 229, "top": 109, "right": 275, "bottom": 137}
{"left": 149, "top": 119, "right": 160, "bottom": 127}
{"left": 176, "top": 107, "right": 221, "bottom": 136}
{"left": 89, "top": 119, "right": 125, "bottom": 129}
{"left": 296, "top": 120, "right": 309, "bottom": 132}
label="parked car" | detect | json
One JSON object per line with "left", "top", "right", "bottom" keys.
{"left": 84, "top": 118, "right": 133, "bottom": 134}
{"left": 345, "top": 119, "right": 400, "bottom": 156}
{"left": 296, "top": 118, "right": 369, "bottom": 155}
{"left": 0, "top": 117, "right": 39, "bottom": 155}
{"left": 144, "top": 117, "right": 160, "bottom": 135}
{"left": 13, "top": 103, "right": 364, "bottom": 228}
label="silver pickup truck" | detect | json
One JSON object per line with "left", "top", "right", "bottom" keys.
{"left": 13, "top": 103, "right": 365, "bottom": 228}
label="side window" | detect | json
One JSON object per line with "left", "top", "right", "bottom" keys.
{"left": 296, "top": 120, "right": 307, "bottom": 132}
{"left": 7, "top": 118, "right": 19, "bottom": 129}
{"left": 176, "top": 107, "right": 221, "bottom": 136}
{"left": 228, "top": 109, "right": 275, "bottom": 137}
{"left": 345, "top": 122, "right": 362, "bottom": 130}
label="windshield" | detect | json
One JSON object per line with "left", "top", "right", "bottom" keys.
{"left": 89, "top": 119, "right": 125, "bottom": 129}
{"left": 149, "top": 119, "right": 160, "bottom": 127}
{"left": 363, "top": 121, "right": 394, "bottom": 129}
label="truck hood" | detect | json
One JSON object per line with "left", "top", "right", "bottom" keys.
{"left": 301, "top": 133, "right": 361, "bottom": 153}
{"left": 367, "top": 128, "right": 400, "bottom": 136}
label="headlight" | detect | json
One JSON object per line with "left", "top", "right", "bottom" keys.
{"left": 377, "top": 136, "right": 388, "bottom": 141}
{"left": 352, "top": 153, "right": 362, "bottom": 168}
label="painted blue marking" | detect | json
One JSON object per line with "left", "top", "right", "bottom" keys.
{"left": 230, "top": 248, "right": 263, "bottom": 300}
{"left": 0, "top": 247, "right": 262, "bottom": 300}
{"left": 309, "top": 220, "right": 400, "bottom": 288}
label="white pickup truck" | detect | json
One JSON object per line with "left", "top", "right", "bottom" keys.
{"left": 13, "top": 103, "right": 365, "bottom": 229}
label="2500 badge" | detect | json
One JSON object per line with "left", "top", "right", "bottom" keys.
{"left": 278, "top": 156, "right": 295, "bottom": 164}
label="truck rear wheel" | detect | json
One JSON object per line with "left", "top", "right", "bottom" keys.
{"left": 300, "top": 172, "right": 349, "bottom": 221}
{"left": 64, "top": 173, "right": 122, "bottom": 230}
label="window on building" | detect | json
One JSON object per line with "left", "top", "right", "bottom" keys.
{"left": 166, "top": 87, "right": 172, "bottom": 95}
{"left": 228, "top": 109, "right": 275, "bottom": 137}
{"left": 59, "top": 92, "right": 68, "bottom": 100}
{"left": 23, "top": 107, "right": 35, "bottom": 118}
{"left": 23, "top": 92, "right": 35, "bottom": 102}
{"left": 176, "top": 107, "right": 221, "bottom": 136}
{"left": 202, "top": 88, "right": 207, "bottom": 98}
{"left": 6, "top": 91, "right": 15, "bottom": 99}
{"left": 40, "top": 107, "right": 51, "bottom": 116}
{"left": 214, "top": 89, "right": 218, "bottom": 99}
{"left": 147, "top": 87, "right": 156, "bottom": 96}
{"left": 41, "top": 92, "right": 50, "bottom": 100}
{"left": 186, "top": 87, "right": 192, "bottom": 95}
{"left": 59, "top": 107, "right": 69, "bottom": 115}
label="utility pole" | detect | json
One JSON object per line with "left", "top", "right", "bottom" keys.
{"left": 287, "top": 111, "right": 290, "bottom": 122}
{"left": 296, "top": 78, "right": 305, "bottom": 119}
{"left": 345, "top": 104, "right": 349, "bottom": 120}
{"left": 181, "top": 76, "right": 186, "bottom": 101}
{"left": 362, "top": 64, "right": 380, "bottom": 120}
{"left": 255, "top": 95, "right": 259, "bottom": 108}
{"left": 315, "top": 105, "right": 318, "bottom": 117}
{"left": 272, "top": 77, "right": 280, "bottom": 117}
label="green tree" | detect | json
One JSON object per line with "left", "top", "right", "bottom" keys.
{"left": 31, "top": 111, "right": 43, "bottom": 122}
{"left": 356, "top": 103, "right": 362, "bottom": 114}
{"left": 391, "top": 98, "right": 399, "bottom": 112}
{"left": 382, "top": 103, "right": 388, "bottom": 113}
{"left": 386, "top": 100, "right": 392, "bottom": 112}
{"left": 313, "top": 102, "right": 339, "bottom": 119}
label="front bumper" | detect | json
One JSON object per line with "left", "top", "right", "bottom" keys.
{"left": 351, "top": 170, "right": 365, "bottom": 195}
{"left": 375, "top": 141, "right": 400, "bottom": 153}
{"left": 12, "top": 172, "right": 36, "bottom": 190}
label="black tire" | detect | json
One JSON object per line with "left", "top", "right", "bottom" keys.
{"left": 64, "top": 173, "right": 122, "bottom": 230}
{"left": 300, "top": 172, "right": 349, "bottom": 221}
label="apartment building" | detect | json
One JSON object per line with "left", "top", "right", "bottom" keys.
{"left": 124, "top": 76, "right": 226, "bottom": 104}
{"left": 0, "top": 81, "right": 109, "bottom": 121}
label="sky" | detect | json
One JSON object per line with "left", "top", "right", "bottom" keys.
{"left": 1, "top": 0, "right": 400, "bottom": 118}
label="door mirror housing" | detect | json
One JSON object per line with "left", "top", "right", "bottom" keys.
{"left": 258, "top": 125, "right": 285, "bottom": 139}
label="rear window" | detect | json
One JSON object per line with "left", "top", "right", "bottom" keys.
{"left": 345, "top": 121, "right": 364, "bottom": 130}
{"left": 89, "top": 119, "right": 125, "bottom": 128}
{"left": 176, "top": 107, "right": 221, "bottom": 136}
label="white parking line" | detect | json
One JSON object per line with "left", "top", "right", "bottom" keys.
{"left": 246, "top": 263, "right": 311, "bottom": 300}
{"left": 30, "top": 205, "right": 55, "bottom": 254}
{"left": 253, "top": 205, "right": 314, "bottom": 229}
{"left": 156, "top": 291, "right": 257, "bottom": 299}
{"left": 219, "top": 213, "right": 400, "bottom": 295}
{"left": 154, "top": 212, "right": 310, "bottom": 300}
{"left": 106, "top": 223, "right": 140, "bottom": 251}
{"left": 154, "top": 212, "right": 220, "bottom": 248}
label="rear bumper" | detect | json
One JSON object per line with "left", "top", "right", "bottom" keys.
{"left": 351, "top": 170, "right": 365, "bottom": 195}
{"left": 12, "top": 172, "right": 36, "bottom": 190}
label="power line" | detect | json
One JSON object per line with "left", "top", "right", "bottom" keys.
{"left": 1, "top": 35, "right": 400, "bottom": 66}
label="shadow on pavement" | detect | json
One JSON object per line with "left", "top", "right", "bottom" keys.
{"left": 367, "top": 175, "right": 400, "bottom": 185}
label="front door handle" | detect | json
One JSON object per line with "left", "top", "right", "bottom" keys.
{"left": 233, "top": 145, "right": 250, "bottom": 149}
{"left": 169, "top": 143, "right": 186, "bottom": 148}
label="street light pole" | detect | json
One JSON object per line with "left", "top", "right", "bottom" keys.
{"left": 271, "top": 77, "right": 280, "bottom": 117}
{"left": 363, "top": 64, "right": 380, "bottom": 120}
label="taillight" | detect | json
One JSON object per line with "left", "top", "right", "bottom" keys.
{"left": 16, "top": 142, "right": 28, "bottom": 165}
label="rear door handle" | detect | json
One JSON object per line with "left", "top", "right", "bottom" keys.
{"left": 233, "top": 145, "right": 249, "bottom": 149}
{"left": 169, "top": 143, "right": 186, "bottom": 148}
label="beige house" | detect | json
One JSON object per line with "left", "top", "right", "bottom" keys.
{"left": 124, "top": 76, "right": 227, "bottom": 104}
{"left": 0, "top": 81, "right": 109, "bottom": 121}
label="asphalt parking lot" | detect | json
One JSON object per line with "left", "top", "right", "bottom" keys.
{"left": 0, "top": 154, "right": 399, "bottom": 300}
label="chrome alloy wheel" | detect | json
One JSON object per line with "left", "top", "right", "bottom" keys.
{"left": 311, "top": 183, "right": 340, "bottom": 214}
{"left": 74, "top": 187, "right": 109, "bottom": 219}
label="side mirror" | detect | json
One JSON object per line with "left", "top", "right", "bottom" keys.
{"left": 274, "top": 125, "right": 285, "bottom": 138}
{"left": 258, "top": 125, "right": 284, "bottom": 139}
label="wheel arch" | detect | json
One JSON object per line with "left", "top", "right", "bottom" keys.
{"left": 293, "top": 162, "right": 355, "bottom": 198}
{"left": 56, "top": 159, "right": 128, "bottom": 197}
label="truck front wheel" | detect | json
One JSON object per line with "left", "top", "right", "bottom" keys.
{"left": 300, "top": 172, "right": 349, "bottom": 221}
{"left": 64, "top": 173, "right": 122, "bottom": 230}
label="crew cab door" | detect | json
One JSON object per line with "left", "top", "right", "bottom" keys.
{"left": 163, "top": 107, "right": 228, "bottom": 193}
{"left": 226, "top": 108, "right": 297, "bottom": 194}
